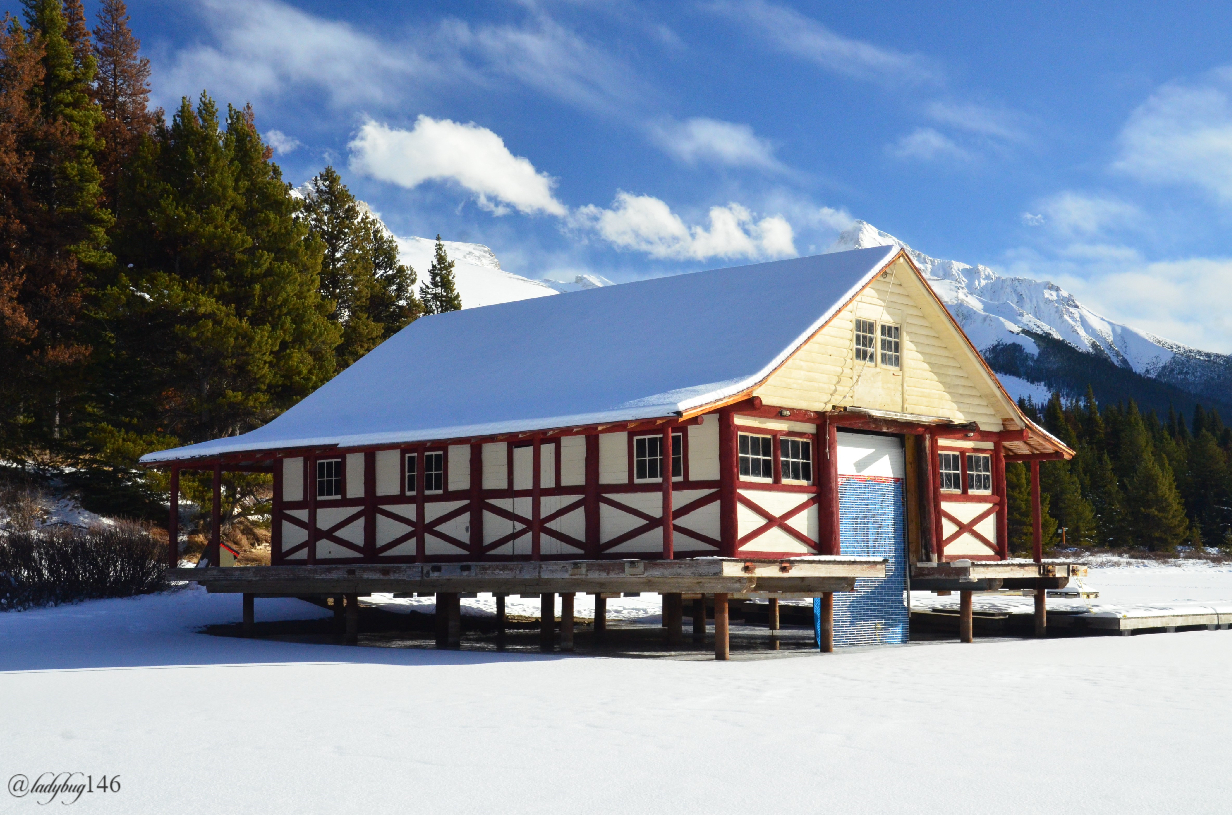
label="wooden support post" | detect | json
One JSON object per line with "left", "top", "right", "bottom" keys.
{"left": 540, "top": 593, "right": 554, "bottom": 651}
{"left": 415, "top": 450, "right": 425, "bottom": 563}
{"left": 333, "top": 595, "right": 344, "bottom": 631}
{"left": 242, "top": 593, "right": 254, "bottom": 637}
{"left": 167, "top": 466, "right": 180, "bottom": 567}
{"left": 718, "top": 411, "right": 738, "bottom": 558}
{"left": 446, "top": 593, "right": 461, "bottom": 648}
{"left": 930, "top": 432, "right": 945, "bottom": 559}
{"left": 692, "top": 596, "right": 706, "bottom": 643}
{"left": 664, "top": 593, "right": 683, "bottom": 646}
{"left": 585, "top": 434, "right": 600, "bottom": 558}
{"left": 470, "top": 443, "right": 483, "bottom": 557}
{"left": 714, "top": 593, "right": 730, "bottom": 660}
{"left": 307, "top": 458, "right": 317, "bottom": 566}
{"left": 960, "top": 590, "right": 973, "bottom": 643}
{"left": 993, "top": 442, "right": 1008, "bottom": 560}
{"left": 532, "top": 436, "right": 542, "bottom": 561}
{"left": 560, "top": 592, "right": 575, "bottom": 652}
{"left": 820, "top": 418, "right": 841, "bottom": 555}
{"left": 768, "top": 597, "right": 780, "bottom": 631}
{"left": 916, "top": 435, "right": 936, "bottom": 562}
{"left": 209, "top": 461, "right": 222, "bottom": 567}
{"left": 364, "top": 451, "right": 376, "bottom": 561}
{"left": 271, "top": 461, "right": 282, "bottom": 564}
{"left": 434, "top": 593, "right": 450, "bottom": 648}
{"left": 662, "top": 425, "right": 674, "bottom": 560}
{"left": 1030, "top": 460, "right": 1043, "bottom": 564}
{"left": 345, "top": 593, "right": 360, "bottom": 645}
{"left": 1034, "top": 588, "right": 1047, "bottom": 638}
{"left": 819, "top": 593, "right": 834, "bottom": 653}
{"left": 495, "top": 594, "right": 507, "bottom": 648}
{"left": 593, "top": 594, "right": 607, "bottom": 641}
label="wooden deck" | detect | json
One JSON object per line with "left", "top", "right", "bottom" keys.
{"left": 910, "top": 559, "right": 1086, "bottom": 592}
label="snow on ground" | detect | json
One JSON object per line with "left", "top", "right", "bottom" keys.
{"left": 993, "top": 372, "right": 1053, "bottom": 406}
{"left": 3, "top": 564, "right": 1232, "bottom": 814}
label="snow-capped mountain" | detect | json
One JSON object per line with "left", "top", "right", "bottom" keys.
{"left": 394, "top": 236, "right": 558, "bottom": 309}
{"left": 826, "top": 221, "right": 1232, "bottom": 410}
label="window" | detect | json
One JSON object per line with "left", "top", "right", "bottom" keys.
{"left": 780, "top": 437, "right": 813, "bottom": 483}
{"left": 967, "top": 454, "right": 992, "bottom": 492}
{"left": 316, "top": 459, "right": 342, "bottom": 499}
{"left": 879, "top": 323, "right": 900, "bottom": 368}
{"left": 634, "top": 434, "right": 682, "bottom": 481}
{"left": 939, "top": 452, "right": 962, "bottom": 492}
{"left": 738, "top": 434, "right": 774, "bottom": 479}
{"left": 405, "top": 453, "right": 417, "bottom": 494}
{"left": 854, "top": 318, "right": 876, "bottom": 362}
{"left": 424, "top": 451, "right": 444, "bottom": 493}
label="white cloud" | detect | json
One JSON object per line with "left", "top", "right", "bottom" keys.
{"left": 1021, "top": 212, "right": 1045, "bottom": 227}
{"left": 576, "top": 192, "right": 796, "bottom": 261}
{"left": 265, "top": 130, "right": 302, "bottom": 154}
{"left": 347, "top": 117, "right": 567, "bottom": 217}
{"left": 1036, "top": 192, "right": 1142, "bottom": 238}
{"left": 708, "top": 0, "right": 941, "bottom": 87}
{"left": 887, "top": 128, "right": 971, "bottom": 161}
{"left": 926, "top": 101, "right": 1028, "bottom": 142}
{"left": 814, "top": 206, "right": 855, "bottom": 232}
{"left": 1114, "top": 67, "right": 1232, "bottom": 202}
{"left": 650, "top": 117, "right": 783, "bottom": 171}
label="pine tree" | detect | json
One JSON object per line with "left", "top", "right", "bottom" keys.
{"left": 300, "top": 165, "right": 420, "bottom": 369}
{"left": 1006, "top": 462, "right": 1058, "bottom": 554}
{"left": 1123, "top": 449, "right": 1189, "bottom": 552}
{"left": 1083, "top": 450, "right": 1125, "bottom": 547}
{"left": 421, "top": 235, "right": 462, "bottom": 314}
{"left": 1186, "top": 430, "right": 1230, "bottom": 545}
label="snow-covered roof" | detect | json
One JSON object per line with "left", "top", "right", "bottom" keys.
{"left": 143, "top": 247, "right": 904, "bottom": 463}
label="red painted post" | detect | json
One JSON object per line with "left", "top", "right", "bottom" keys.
{"left": 560, "top": 592, "right": 575, "bottom": 652}
{"left": 1031, "top": 460, "right": 1043, "bottom": 564}
{"left": 470, "top": 442, "right": 483, "bottom": 558}
{"left": 532, "top": 435, "right": 542, "bottom": 561}
{"left": 916, "top": 435, "right": 936, "bottom": 563}
{"left": 718, "top": 410, "right": 738, "bottom": 558}
{"left": 662, "top": 425, "right": 674, "bottom": 560}
{"left": 822, "top": 418, "right": 841, "bottom": 555}
{"left": 714, "top": 593, "right": 730, "bottom": 660}
{"left": 210, "top": 461, "right": 222, "bottom": 567}
{"left": 364, "top": 451, "right": 376, "bottom": 561}
{"left": 993, "top": 442, "right": 1008, "bottom": 560}
{"left": 415, "top": 449, "right": 425, "bottom": 563}
{"left": 271, "top": 461, "right": 282, "bottom": 564}
{"left": 167, "top": 466, "right": 179, "bottom": 568}
{"left": 960, "top": 590, "right": 973, "bottom": 643}
{"left": 931, "top": 431, "right": 945, "bottom": 561}
{"left": 585, "top": 434, "right": 600, "bottom": 558}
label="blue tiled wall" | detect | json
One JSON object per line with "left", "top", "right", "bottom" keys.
{"left": 819, "top": 475, "right": 908, "bottom": 647}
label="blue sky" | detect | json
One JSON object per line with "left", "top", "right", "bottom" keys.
{"left": 25, "top": 0, "right": 1232, "bottom": 351}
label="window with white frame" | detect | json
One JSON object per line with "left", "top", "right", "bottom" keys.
{"left": 967, "top": 453, "right": 992, "bottom": 492}
{"left": 854, "top": 318, "right": 876, "bottom": 362}
{"left": 780, "top": 437, "right": 813, "bottom": 483}
{"left": 738, "top": 433, "right": 774, "bottom": 479}
{"left": 405, "top": 453, "right": 418, "bottom": 494}
{"left": 634, "top": 434, "right": 682, "bottom": 481}
{"left": 316, "top": 459, "right": 342, "bottom": 499}
{"left": 939, "top": 452, "right": 962, "bottom": 492}
{"left": 879, "top": 323, "right": 901, "bottom": 368}
{"left": 424, "top": 451, "right": 444, "bottom": 493}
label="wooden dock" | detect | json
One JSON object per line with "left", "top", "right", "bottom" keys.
{"left": 911, "top": 603, "right": 1232, "bottom": 637}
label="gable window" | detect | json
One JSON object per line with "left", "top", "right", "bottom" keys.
{"left": 967, "top": 454, "right": 992, "bottom": 492}
{"left": 738, "top": 433, "right": 774, "bottom": 479}
{"left": 405, "top": 453, "right": 418, "bottom": 494}
{"left": 780, "top": 437, "right": 813, "bottom": 483}
{"left": 634, "top": 434, "right": 682, "bottom": 481}
{"left": 938, "top": 452, "right": 962, "bottom": 492}
{"left": 854, "top": 318, "right": 876, "bottom": 362}
{"left": 879, "top": 323, "right": 901, "bottom": 368}
{"left": 316, "top": 459, "right": 342, "bottom": 499}
{"left": 424, "top": 451, "right": 445, "bottom": 493}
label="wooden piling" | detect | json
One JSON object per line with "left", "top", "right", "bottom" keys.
{"left": 691, "top": 596, "right": 706, "bottom": 643}
{"left": 714, "top": 593, "right": 730, "bottom": 661}
{"left": 664, "top": 593, "right": 683, "bottom": 646}
{"left": 344, "top": 593, "right": 359, "bottom": 645}
{"left": 434, "top": 593, "right": 452, "bottom": 648}
{"left": 333, "top": 594, "right": 344, "bottom": 632}
{"left": 768, "top": 597, "right": 780, "bottom": 631}
{"left": 960, "top": 590, "right": 973, "bottom": 643}
{"left": 446, "top": 592, "right": 461, "bottom": 648}
{"left": 540, "top": 593, "right": 555, "bottom": 652}
{"left": 495, "top": 594, "right": 507, "bottom": 648}
{"left": 242, "top": 593, "right": 254, "bottom": 637}
{"left": 594, "top": 594, "right": 607, "bottom": 641}
{"left": 819, "top": 593, "right": 834, "bottom": 653}
{"left": 560, "top": 593, "right": 575, "bottom": 652}
{"left": 1034, "top": 588, "right": 1047, "bottom": 638}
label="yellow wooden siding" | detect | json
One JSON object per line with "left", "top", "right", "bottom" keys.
{"left": 754, "top": 257, "right": 1016, "bottom": 429}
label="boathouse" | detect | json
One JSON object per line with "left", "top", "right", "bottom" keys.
{"left": 144, "top": 245, "right": 1078, "bottom": 657}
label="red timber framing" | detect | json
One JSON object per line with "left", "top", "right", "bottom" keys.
{"left": 154, "top": 403, "right": 1054, "bottom": 568}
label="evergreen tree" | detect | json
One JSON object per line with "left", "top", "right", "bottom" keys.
{"left": 1186, "top": 430, "right": 1230, "bottom": 546}
{"left": 1123, "top": 449, "right": 1189, "bottom": 552}
{"left": 1084, "top": 450, "right": 1125, "bottom": 547}
{"left": 421, "top": 235, "right": 462, "bottom": 314}
{"left": 1006, "top": 462, "right": 1058, "bottom": 554}
{"left": 300, "top": 165, "right": 420, "bottom": 369}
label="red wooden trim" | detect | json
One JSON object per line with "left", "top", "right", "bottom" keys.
{"left": 553, "top": 438, "right": 562, "bottom": 490}
{"left": 470, "top": 442, "right": 483, "bottom": 558}
{"left": 1005, "top": 452, "right": 1066, "bottom": 462}
{"left": 719, "top": 409, "right": 738, "bottom": 557}
{"left": 824, "top": 419, "right": 840, "bottom": 555}
{"left": 940, "top": 504, "right": 999, "bottom": 549}
{"left": 1030, "top": 459, "right": 1043, "bottom": 563}
{"left": 930, "top": 431, "right": 944, "bottom": 557}
{"left": 939, "top": 493, "right": 1000, "bottom": 503}
{"left": 662, "top": 425, "right": 674, "bottom": 559}
{"left": 993, "top": 441, "right": 1008, "bottom": 559}
{"left": 168, "top": 466, "right": 180, "bottom": 568}
{"left": 364, "top": 452, "right": 376, "bottom": 561}
{"left": 735, "top": 404, "right": 821, "bottom": 422}
{"left": 281, "top": 541, "right": 308, "bottom": 557}
{"left": 916, "top": 434, "right": 935, "bottom": 562}
{"left": 958, "top": 449, "right": 968, "bottom": 495}
{"left": 210, "top": 461, "right": 222, "bottom": 567}
{"left": 415, "top": 449, "right": 425, "bottom": 563}
{"left": 270, "top": 464, "right": 282, "bottom": 565}
{"left": 585, "top": 433, "right": 599, "bottom": 558}
{"left": 506, "top": 442, "right": 514, "bottom": 492}
{"left": 735, "top": 493, "right": 818, "bottom": 549}
{"left": 733, "top": 482, "right": 816, "bottom": 494}
{"left": 532, "top": 435, "right": 542, "bottom": 560}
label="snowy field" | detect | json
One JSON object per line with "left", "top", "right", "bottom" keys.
{"left": 3, "top": 562, "right": 1232, "bottom": 813}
